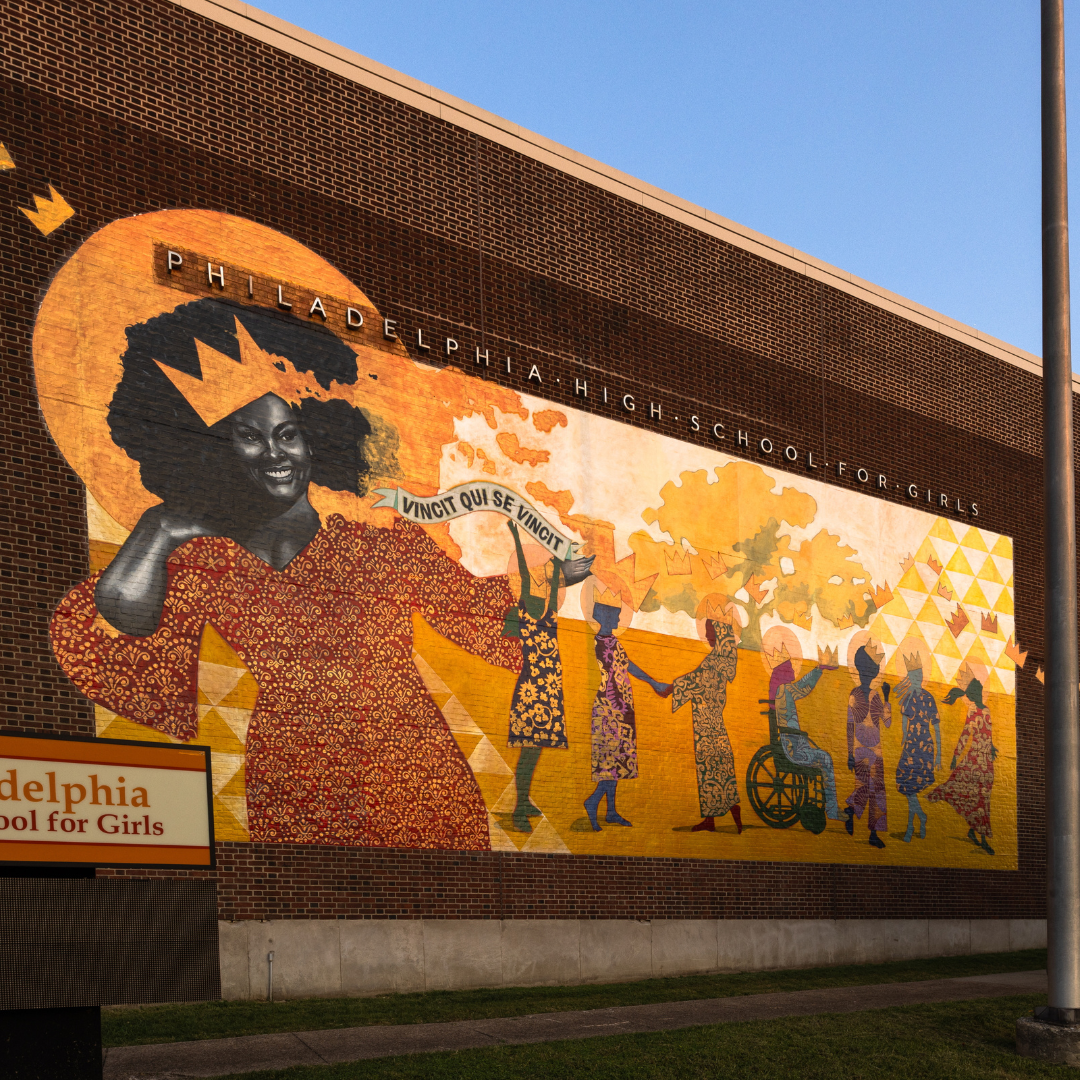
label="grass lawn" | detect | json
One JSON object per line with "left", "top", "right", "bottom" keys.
{"left": 102, "top": 947, "right": 1046, "bottom": 1048}
{"left": 205, "top": 995, "right": 1062, "bottom": 1080}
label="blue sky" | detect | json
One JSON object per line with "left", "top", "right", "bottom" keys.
{"left": 256, "top": 1, "right": 1063, "bottom": 359}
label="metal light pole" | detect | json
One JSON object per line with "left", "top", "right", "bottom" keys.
{"left": 1042, "top": 0, "right": 1080, "bottom": 1029}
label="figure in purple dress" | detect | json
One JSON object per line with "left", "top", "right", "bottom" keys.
{"left": 845, "top": 643, "right": 892, "bottom": 849}
{"left": 583, "top": 601, "right": 671, "bottom": 831}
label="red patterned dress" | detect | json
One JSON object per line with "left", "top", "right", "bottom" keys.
{"left": 50, "top": 516, "right": 521, "bottom": 851}
{"left": 928, "top": 703, "right": 994, "bottom": 837}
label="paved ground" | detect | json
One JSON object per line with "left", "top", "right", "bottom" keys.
{"left": 104, "top": 968, "right": 1047, "bottom": 1079}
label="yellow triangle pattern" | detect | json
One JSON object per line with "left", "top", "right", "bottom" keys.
{"left": 915, "top": 596, "right": 946, "bottom": 625}
{"left": 929, "top": 518, "right": 959, "bottom": 543}
{"left": 898, "top": 564, "right": 927, "bottom": 592}
{"left": 947, "top": 547, "right": 974, "bottom": 575}
{"left": 936, "top": 632, "right": 962, "bottom": 659}
{"left": 867, "top": 615, "right": 897, "bottom": 646}
{"left": 960, "top": 527, "right": 988, "bottom": 552}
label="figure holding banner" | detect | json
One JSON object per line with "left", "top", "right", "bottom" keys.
{"left": 504, "top": 523, "right": 563, "bottom": 832}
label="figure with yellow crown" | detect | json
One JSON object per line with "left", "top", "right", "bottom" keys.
{"left": 893, "top": 647, "right": 941, "bottom": 843}
{"left": 581, "top": 581, "right": 672, "bottom": 831}
{"left": 766, "top": 634, "right": 842, "bottom": 828}
{"left": 49, "top": 297, "right": 597, "bottom": 852}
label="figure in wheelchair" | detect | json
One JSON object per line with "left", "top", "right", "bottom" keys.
{"left": 745, "top": 654, "right": 842, "bottom": 834}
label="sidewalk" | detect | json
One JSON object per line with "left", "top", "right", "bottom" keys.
{"left": 104, "top": 968, "right": 1046, "bottom": 1080}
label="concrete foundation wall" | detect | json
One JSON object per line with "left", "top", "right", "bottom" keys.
{"left": 219, "top": 918, "right": 1047, "bottom": 1001}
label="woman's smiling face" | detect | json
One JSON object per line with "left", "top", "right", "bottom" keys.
{"left": 225, "top": 393, "right": 312, "bottom": 503}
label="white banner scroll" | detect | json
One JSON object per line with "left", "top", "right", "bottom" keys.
{"left": 372, "top": 482, "right": 578, "bottom": 559}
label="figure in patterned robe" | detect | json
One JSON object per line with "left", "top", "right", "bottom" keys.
{"left": 671, "top": 619, "right": 742, "bottom": 833}
{"left": 51, "top": 515, "right": 521, "bottom": 851}
{"left": 582, "top": 602, "right": 671, "bottom": 831}
{"left": 845, "top": 644, "right": 891, "bottom": 848}
{"left": 894, "top": 657, "right": 940, "bottom": 842}
{"left": 928, "top": 676, "right": 995, "bottom": 855}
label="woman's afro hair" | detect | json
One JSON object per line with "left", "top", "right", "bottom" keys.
{"left": 107, "top": 297, "right": 372, "bottom": 504}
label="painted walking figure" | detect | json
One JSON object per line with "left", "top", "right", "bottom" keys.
{"left": 672, "top": 618, "right": 742, "bottom": 834}
{"left": 927, "top": 665, "right": 996, "bottom": 855}
{"left": 845, "top": 642, "right": 892, "bottom": 849}
{"left": 584, "top": 599, "right": 672, "bottom": 831}
{"left": 503, "top": 520, "right": 594, "bottom": 833}
{"left": 894, "top": 651, "right": 941, "bottom": 842}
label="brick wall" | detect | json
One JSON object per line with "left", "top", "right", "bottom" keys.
{"left": 1, "top": 0, "right": 1050, "bottom": 919}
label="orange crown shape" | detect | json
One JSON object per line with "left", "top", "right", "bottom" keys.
{"left": 155, "top": 318, "right": 352, "bottom": 427}
{"left": 871, "top": 581, "right": 893, "bottom": 609}
{"left": 703, "top": 598, "right": 733, "bottom": 624}
{"left": 817, "top": 644, "right": 839, "bottom": 667}
{"left": 861, "top": 638, "right": 886, "bottom": 667}
{"left": 1004, "top": 634, "right": 1027, "bottom": 669}
{"left": 766, "top": 643, "right": 792, "bottom": 669}
{"left": 902, "top": 650, "right": 924, "bottom": 672}
{"left": 955, "top": 661, "right": 977, "bottom": 691}
{"left": 592, "top": 586, "right": 625, "bottom": 611}
{"left": 664, "top": 547, "right": 692, "bottom": 576}
{"left": 947, "top": 605, "right": 970, "bottom": 638}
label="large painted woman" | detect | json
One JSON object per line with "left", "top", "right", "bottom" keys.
{"left": 48, "top": 297, "right": 595, "bottom": 852}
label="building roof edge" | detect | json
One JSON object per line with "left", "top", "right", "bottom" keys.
{"left": 172, "top": 0, "right": 1072, "bottom": 390}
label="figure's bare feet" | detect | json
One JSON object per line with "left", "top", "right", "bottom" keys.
{"left": 690, "top": 817, "right": 715, "bottom": 832}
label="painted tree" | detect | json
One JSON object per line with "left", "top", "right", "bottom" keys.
{"left": 629, "top": 462, "right": 875, "bottom": 648}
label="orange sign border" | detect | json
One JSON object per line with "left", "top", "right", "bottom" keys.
{"left": 0, "top": 733, "right": 215, "bottom": 869}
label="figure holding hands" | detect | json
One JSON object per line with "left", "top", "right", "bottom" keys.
{"left": 583, "top": 588, "right": 672, "bottom": 832}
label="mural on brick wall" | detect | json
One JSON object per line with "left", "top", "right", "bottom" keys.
{"left": 33, "top": 210, "right": 1019, "bottom": 869}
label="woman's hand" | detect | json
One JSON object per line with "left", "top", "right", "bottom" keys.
{"left": 562, "top": 554, "right": 596, "bottom": 587}
{"left": 95, "top": 503, "right": 221, "bottom": 637}
{"left": 139, "top": 503, "right": 220, "bottom": 548}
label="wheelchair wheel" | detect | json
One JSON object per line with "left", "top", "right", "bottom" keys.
{"left": 798, "top": 773, "right": 828, "bottom": 834}
{"left": 746, "top": 746, "right": 806, "bottom": 829}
